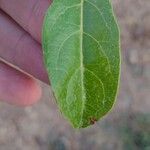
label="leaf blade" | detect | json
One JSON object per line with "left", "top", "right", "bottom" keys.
{"left": 42, "top": 0, "right": 120, "bottom": 128}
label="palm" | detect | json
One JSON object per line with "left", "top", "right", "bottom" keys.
{"left": 0, "top": 0, "right": 51, "bottom": 106}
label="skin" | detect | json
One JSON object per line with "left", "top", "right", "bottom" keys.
{"left": 0, "top": 0, "right": 52, "bottom": 106}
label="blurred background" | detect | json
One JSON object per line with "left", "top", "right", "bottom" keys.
{"left": 0, "top": 0, "right": 150, "bottom": 149}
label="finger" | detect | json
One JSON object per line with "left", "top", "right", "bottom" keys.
{"left": 0, "top": 10, "right": 49, "bottom": 83}
{"left": 0, "top": 61, "right": 42, "bottom": 106}
{"left": 0, "top": 0, "right": 52, "bottom": 43}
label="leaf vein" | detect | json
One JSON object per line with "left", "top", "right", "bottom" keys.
{"left": 56, "top": 30, "right": 80, "bottom": 67}
{"left": 84, "top": 0, "right": 110, "bottom": 30}
{"left": 48, "top": 3, "right": 81, "bottom": 32}
{"left": 83, "top": 32, "right": 112, "bottom": 73}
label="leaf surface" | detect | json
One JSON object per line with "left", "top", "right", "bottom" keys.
{"left": 42, "top": 0, "right": 120, "bottom": 128}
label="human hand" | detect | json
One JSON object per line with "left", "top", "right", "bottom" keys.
{"left": 0, "top": 0, "right": 52, "bottom": 106}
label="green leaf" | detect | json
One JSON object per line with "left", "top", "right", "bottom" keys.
{"left": 42, "top": 0, "right": 121, "bottom": 128}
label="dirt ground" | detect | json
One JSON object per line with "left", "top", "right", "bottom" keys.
{"left": 0, "top": 0, "right": 150, "bottom": 150}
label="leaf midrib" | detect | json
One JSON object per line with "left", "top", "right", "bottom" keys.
{"left": 79, "top": 0, "right": 86, "bottom": 127}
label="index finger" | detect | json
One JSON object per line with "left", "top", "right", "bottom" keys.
{"left": 0, "top": 0, "right": 52, "bottom": 43}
